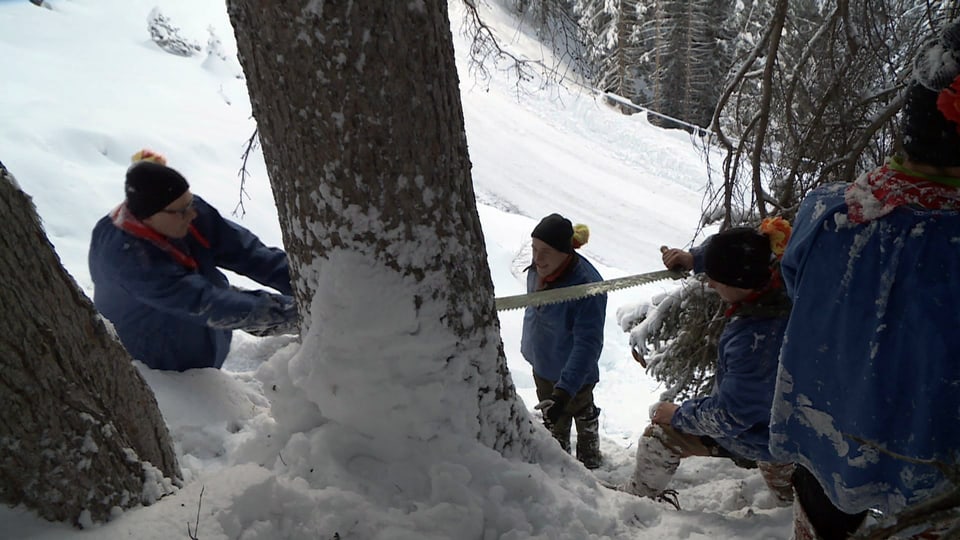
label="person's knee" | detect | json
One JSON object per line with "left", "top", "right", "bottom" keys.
{"left": 643, "top": 423, "right": 682, "bottom": 447}
{"left": 642, "top": 423, "right": 661, "bottom": 438}
{"left": 574, "top": 403, "right": 600, "bottom": 422}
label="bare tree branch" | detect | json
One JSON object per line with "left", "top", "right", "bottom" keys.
{"left": 459, "top": 0, "right": 583, "bottom": 97}
{"left": 750, "top": 0, "right": 788, "bottom": 220}
{"left": 234, "top": 127, "right": 258, "bottom": 218}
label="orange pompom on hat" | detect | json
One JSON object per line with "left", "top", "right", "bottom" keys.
{"left": 131, "top": 148, "right": 168, "bottom": 166}
{"left": 532, "top": 213, "right": 590, "bottom": 253}
{"left": 759, "top": 216, "right": 792, "bottom": 259}
{"left": 572, "top": 224, "right": 590, "bottom": 250}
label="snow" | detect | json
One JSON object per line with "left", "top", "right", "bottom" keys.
{"left": 0, "top": 0, "right": 792, "bottom": 538}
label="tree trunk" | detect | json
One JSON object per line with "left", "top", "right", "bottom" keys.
{"left": 0, "top": 162, "right": 180, "bottom": 526}
{"left": 227, "top": 2, "right": 536, "bottom": 456}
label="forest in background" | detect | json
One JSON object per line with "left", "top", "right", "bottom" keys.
{"left": 506, "top": 0, "right": 958, "bottom": 224}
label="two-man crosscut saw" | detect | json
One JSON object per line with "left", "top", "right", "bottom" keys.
{"left": 494, "top": 269, "right": 687, "bottom": 311}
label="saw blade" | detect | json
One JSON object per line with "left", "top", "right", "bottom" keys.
{"left": 495, "top": 269, "right": 686, "bottom": 311}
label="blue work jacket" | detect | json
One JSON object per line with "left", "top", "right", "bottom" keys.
{"left": 520, "top": 254, "right": 606, "bottom": 395}
{"left": 769, "top": 182, "right": 960, "bottom": 514}
{"left": 89, "top": 196, "right": 292, "bottom": 371}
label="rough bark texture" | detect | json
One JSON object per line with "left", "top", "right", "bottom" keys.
{"left": 0, "top": 162, "right": 181, "bottom": 526}
{"left": 227, "top": 1, "right": 537, "bottom": 457}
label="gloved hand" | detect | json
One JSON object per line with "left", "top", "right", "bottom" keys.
{"left": 264, "top": 294, "right": 298, "bottom": 334}
{"left": 534, "top": 388, "right": 571, "bottom": 425}
{"left": 243, "top": 293, "right": 299, "bottom": 336}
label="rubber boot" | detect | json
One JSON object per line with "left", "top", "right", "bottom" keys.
{"left": 575, "top": 405, "right": 602, "bottom": 469}
{"left": 623, "top": 424, "right": 681, "bottom": 497}
{"left": 545, "top": 415, "right": 572, "bottom": 453}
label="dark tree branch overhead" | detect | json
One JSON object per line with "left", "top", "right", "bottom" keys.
{"left": 750, "top": 0, "right": 788, "bottom": 220}
{"left": 460, "top": 0, "right": 590, "bottom": 99}
{"left": 709, "top": 0, "right": 950, "bottom": 226}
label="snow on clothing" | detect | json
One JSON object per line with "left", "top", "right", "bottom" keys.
{"left": 520, "top": 254, "right": 606, "bottom": 396}
{"left": 769, "top": 168, "right": 960, "bottom": 515}
{"left": 625, "top": 423, "right": 795, "bottom": 503}
{"left": 89, "top": 196, "right": 294, "bottom": 372}
{"left": 664, "top": 245, "right": 789, "bottom": 463}
{"left": 845, "top": 159, "right": 960, "bottom": 222}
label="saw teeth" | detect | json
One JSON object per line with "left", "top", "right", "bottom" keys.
{"left": 494, "top": 269, "right": 687, "bottom": 311}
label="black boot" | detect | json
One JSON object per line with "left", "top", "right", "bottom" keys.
{"left": 575, "top": 405, "right": 602, "bottom": 469}
{"left": 544, "top": 415, "right": 572, "bottom": 453}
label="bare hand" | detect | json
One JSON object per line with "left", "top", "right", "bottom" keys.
{"left": 660, "top": 246, "right": 693, "bottom": 271}
{"left": 650, "top": 401, "right": 679, "bottom": 425}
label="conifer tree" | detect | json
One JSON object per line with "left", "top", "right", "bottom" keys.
{"left": 619, "top": 277, "right": 725, "bottom": 401}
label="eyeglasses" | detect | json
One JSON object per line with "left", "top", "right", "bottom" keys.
{"left": 160, "top": 198, "right": 195, "bottom": 218}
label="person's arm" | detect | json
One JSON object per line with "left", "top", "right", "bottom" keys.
{"left": 114, "top": 247, "right": 293, "bottom": 332}
{"left": 196, "top": 197, "right": 293, "bottom": 296}
{"left": 670, "top": 322, "right": 779, "bottom": 439}
{"left": 554, "top": 293, "right": 607, "bottom": 395}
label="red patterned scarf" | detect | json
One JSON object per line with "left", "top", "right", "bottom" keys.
{"left": 110, "top": 203, "right": 209, "bottom": 270}
{"left": 723, "top": 268, "right": 788, "bottom": 318}
{"left": 845, "top": 160, "right": 960, "bottom": 224}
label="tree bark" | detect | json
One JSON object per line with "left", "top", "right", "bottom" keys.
{"left": 0, "top": 162, "right": 180, "bottom": 526}
{"left": 227, "top": 2, "right": 536, "bottom": 456}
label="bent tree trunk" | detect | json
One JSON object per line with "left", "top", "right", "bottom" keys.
{"left": 228, "top": 2, "right": 537, "bottom": 456}
{"left": 0, "top": 162, "right": 181, "bottom": 526}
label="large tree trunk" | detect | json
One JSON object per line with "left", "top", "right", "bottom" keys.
{"left": 0, "top": 163, "right": 181, "bottom": 526}
{"left": 228, "top": 2, "right": 536, "bottom": 456}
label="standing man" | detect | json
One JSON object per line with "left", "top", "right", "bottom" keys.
{"left": 769, "top": 19, "right": 960, "bottom": 540}
{"left": 89, "top": 151, "right": 297, "bottom": 372}
{"left": 623, "top": 222, "right": 795, "bottom": 507}
{"left": 521, "top": 213, "right": 606, "bottom": 469}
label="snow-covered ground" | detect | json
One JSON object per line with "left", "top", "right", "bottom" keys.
{"left": 0, "top": 0, "right": 792, "bottom": 538}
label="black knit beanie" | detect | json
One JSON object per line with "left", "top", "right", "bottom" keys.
{"left": 902, "top": 19, "right": 960, "bottom": 167}
{"left": 703, "top": 227, "right": 772, "bottom": 289}
{"left": 125, "top": 161, "right": 190, "bottom": 220}
{"left": 531, "top": 213, "right": 574, "bottom": 254}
